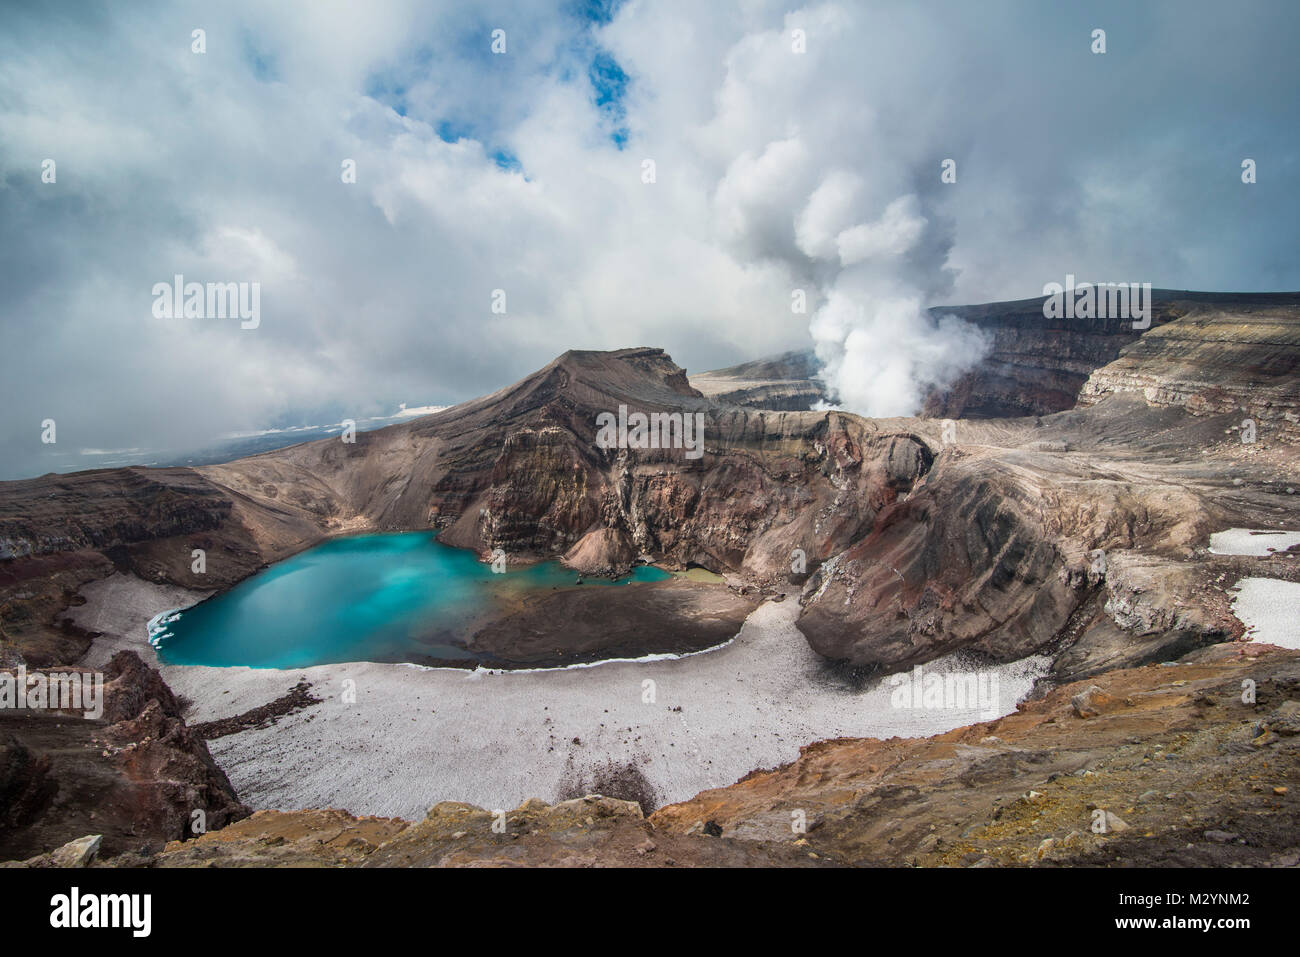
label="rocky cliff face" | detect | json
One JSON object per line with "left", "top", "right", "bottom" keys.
{"left": 683, "top": 293, "right": 1300, "bottom": 673}
{"left": 693, "top": 292, "right": 1300, "bottom": 424}
{"left": 918, "top": 294, "right": 1185, "bottom": 418}
{"left": 0, "top": 469, "right": 230, "bottom": 562}
{"left": 197, "top": 348, "right": 936, "bottom": 586}
{"left": 1077, "top": 294, "right": 1300, "bottom": 434}
{"left": 790, "top": 291, "right": 1300, "bottom": 670}
{"left": 795, "top": 395, "right": 1300, "bottom": 672}
{"left": 0, "top": 651, "right": 247, "bottom": 861}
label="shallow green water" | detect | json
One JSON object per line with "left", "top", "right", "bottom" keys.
{"left": 149, "top": 532, "right": 670, "bottom": 668}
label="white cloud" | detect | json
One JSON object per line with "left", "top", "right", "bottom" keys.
{"left": 0, "top": 0, "right": 1297, "bottom": 477}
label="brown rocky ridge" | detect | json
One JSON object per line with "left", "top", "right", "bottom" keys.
{"left": 1, "top": 289, "right": 1297, "bottom": 866}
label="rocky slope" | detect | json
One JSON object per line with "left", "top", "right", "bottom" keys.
{"left": 25, "top": 638, "right": 1296, "bottom": 868}
{"left": 1, "top": 291, "right": 1298, "bottom": 866}
{"left": 925, "top": 290, "right": 1300, "bottom": 419}
{"left": 796, "top": 396, "right": 1300, "bottom": 673}
{"left": 1077, "top": 295, "right": 1300, "bottom": 432}
{"left": 0, "top": 651, "right": 246, "bottom": 861}
{"left": 4, "top": 298, "right": 1294, "bottom": 683}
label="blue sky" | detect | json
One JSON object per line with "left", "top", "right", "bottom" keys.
{"left": 363, "top": 0, "right": 632, "bottom": 169}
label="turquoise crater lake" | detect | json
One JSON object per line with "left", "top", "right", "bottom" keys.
{"left": 149, "top": 532, "right": 671, "bottom": 669}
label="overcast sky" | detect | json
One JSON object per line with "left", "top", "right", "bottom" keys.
{"left": 2, "top": 0, "right": 1297, "bottom": 479}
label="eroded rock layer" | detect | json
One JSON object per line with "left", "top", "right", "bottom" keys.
{"left": 926, "top": 290, "right": 1300, "bottom": 420}
{"left": 0, "top": 292, "right": 1297, "bottom": 865}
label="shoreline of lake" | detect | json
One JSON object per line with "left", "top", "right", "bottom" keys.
{"left": 65, "top": 571, "right": 1051, "bottom": 820}
{"left": 146, "top": 531, "right": 725, "bottom": 670}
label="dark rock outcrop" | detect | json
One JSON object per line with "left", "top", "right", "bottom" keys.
{"left": 0, "top": 651, "right": 247, "bottom": 861}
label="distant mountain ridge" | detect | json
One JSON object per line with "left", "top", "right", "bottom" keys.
{"left": 16, "top": 407, "right": 448, "bottom": 479}
{"left": 691, "top": 289, "right": 1300, "bottom": 422}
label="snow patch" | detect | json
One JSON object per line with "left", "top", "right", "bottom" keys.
{"left": 1209, "top": 528, "right": 1300, "bottom": 557}
{"left": 1230, "top": 577, "right": 1300, "bottom": 649}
